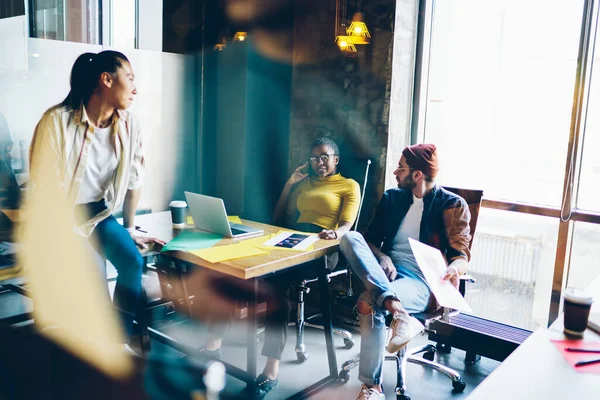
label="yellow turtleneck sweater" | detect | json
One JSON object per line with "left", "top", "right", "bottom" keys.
{"left": 295, "top": 173, "right": 360, "bottom": 230}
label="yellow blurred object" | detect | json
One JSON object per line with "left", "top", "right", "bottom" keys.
{"left": 187, "top": 216, "right": 194, "bottom": 225}
{"left": 233, "top": 32, "right": 247, "bottom": 42}
{"left": 18, "top": 141, "right": 133, "bottom": 379}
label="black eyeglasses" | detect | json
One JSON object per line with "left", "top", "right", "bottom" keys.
{"left": 309, "top": 154, "right": 336, "bottom": 164}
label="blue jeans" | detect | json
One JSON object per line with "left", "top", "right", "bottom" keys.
{"left": 83, "top": 201, "right": 144, "bottom": 338}
{"left": 340, "top": 231, "right": 431, "bottom": 386}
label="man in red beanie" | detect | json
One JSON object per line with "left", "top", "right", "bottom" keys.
{"left": 339, "top": 143, "right": 471, "bottom": 400}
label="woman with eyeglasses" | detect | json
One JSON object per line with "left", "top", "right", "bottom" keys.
{"left": 237, "top": 137, "right": 360, "bottom": 397}
{"left": 274, "top": 136, "right": 361, "bottom": 239}
{"left": 202, "top": 137, "right": 361, "bottom": 398}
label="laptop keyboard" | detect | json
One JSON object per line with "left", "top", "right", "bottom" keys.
{"left": 231, "top": 227, "right": 246, "bottom": 235}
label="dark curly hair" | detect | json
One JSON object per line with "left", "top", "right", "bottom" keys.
{"left": 310, "top": 137, "right": 339, "bottom": 155}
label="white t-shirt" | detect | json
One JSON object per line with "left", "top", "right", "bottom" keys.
{"left": 75, "top": 125, "right": 119, "bottom": 205}
{"left": 388, "top": 194, "right": 425, "bottom": 279}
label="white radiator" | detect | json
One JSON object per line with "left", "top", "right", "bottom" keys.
{"left": 469, "top": 231, "right": 542, "bottom": 285}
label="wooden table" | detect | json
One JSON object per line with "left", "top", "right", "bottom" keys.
{"left": 467, "top": 274, "right": 600, "bottom": 399}
{"left": 136, "top": 211, "right": 341, "bottom": 399}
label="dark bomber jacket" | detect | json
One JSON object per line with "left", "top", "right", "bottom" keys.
{"left": 363, "top": 185, "right": 471, "bottom": 264}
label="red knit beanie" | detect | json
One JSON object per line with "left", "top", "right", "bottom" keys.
{"left": 402, "top": 144, "right": 439, "bottom": 178}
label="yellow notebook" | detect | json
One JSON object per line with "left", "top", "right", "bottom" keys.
{"left": 190, "top": 242, "right": 268, "bottom": 263}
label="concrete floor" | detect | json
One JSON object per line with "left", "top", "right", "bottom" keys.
{"left": 146, "top": 315, "right": 500, "bottom": 400}
{"left": 0, "top": 278, "right": 500, "bottom": 400}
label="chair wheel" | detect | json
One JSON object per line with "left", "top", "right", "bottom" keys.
{"left": 452, "top": 380, "right": 466, "bottom": 392}
{"left": 423, "top": 351, "right": 435, "bottom": 361}
{"left": 339, "top": 369, "right": 350, "bottom": 383}
{"left": 436, "top": 343, "right": 452, "bottom": 354}
{"left": 343, "top": 338, "right": 354, "bottom": 349}
{"left": 297, "top": 352, "right": 308, "bottom": 362}
{"left": 397, "top": 394, "right": 410, "bottom": 400}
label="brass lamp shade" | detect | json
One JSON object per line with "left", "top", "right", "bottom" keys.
{"left": 335, "top": 36, "right": 357, "bottom": 52}
{"left": 214, "top": 36, "right": 227, "bottom": 51}
{"left": 233, "top": 32, "right": 247, "bottom": 42}
{"left": 347, "top": 12, "right": 370, "bottom": 43}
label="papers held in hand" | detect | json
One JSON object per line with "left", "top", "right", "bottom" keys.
{"left": 262, "top": 231, "right": 320, "bottom": 251}
{"left": 408, "top": 238, "right": 473, "bottom": 314}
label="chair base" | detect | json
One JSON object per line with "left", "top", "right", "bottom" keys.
{"left": 340, "top": 343, "right": 466, "bottom": 398}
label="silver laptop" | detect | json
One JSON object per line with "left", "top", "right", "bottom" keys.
{"left": 184, "top": 192, "right": 264, "bottom": 238}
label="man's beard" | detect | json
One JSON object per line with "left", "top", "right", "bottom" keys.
{"left": 398, "top": 175, "right": 416, "bottom": 190}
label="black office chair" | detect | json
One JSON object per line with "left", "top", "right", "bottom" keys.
{"left": 339, "top": 186, "right": 484, "bottom": 400}
{"left": 286, "top": 159, "right": 372, "bottom": 362}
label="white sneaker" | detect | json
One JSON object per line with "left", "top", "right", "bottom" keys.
{"left": 356, "top": 384, "right": 385, "bottom": 400}
{"left": 386, "top": 312, "right": 424, "bottom": 353}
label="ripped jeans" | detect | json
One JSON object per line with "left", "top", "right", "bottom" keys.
{"left": 340, "top": 232, "right": 431, "bottom": 386}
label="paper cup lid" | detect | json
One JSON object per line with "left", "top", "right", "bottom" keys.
{"left": 169, "top": 200, "right": 187, "bottom": 208}
{"left": 564, "top": 288, "right": 594, "bottom": 305}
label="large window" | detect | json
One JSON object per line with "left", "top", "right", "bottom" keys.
{"left": 29, "top": 0, "right": 102, "bottom": 44}
{"left": 416, "top": 0, "right": 599, "bottom": 329}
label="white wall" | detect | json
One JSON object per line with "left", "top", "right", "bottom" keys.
{"left": 0, "top": 16, "right": 28, "bottom": 71}
{"left": 0, "top": 34, "right": 198, "bottom": 212}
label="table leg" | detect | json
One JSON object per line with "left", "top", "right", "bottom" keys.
{"left": 317, "top": 256, "right": 338, "bottom": 379}
{"left": 174, "top": 260, "right": 193, "bottom": 316}
{"left": 246, "top": 278, "right": 259, "bottom": 391}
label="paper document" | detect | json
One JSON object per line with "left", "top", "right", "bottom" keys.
{"left": 186, "top": 215, "right": 242, "bottom": 225}
{"left": 262, "top": 231, "right": 320, "bottom": 251}
{"left": 408, "top": 238, "right": 473, "bottom": 313}
{"left": 551, "top": 340, "right": 600, "bottom": 373}
{"left": 227, "top": 215, "right": 243, "bottom": 224}
{"left": 190, "top": 242, "right": 268, "bottom": 263}
{"left": 161, "top": 231, "right": 223, "bottom": 252}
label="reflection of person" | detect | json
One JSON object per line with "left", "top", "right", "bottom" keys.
{"left": 0, "top": 111, "right": 20, "bottom": 209}
{"left": 29, "top": 51, "right": 165, "bottom": 347}
{"left": 339, "top": 144, "right": 471, "bottom": 400}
